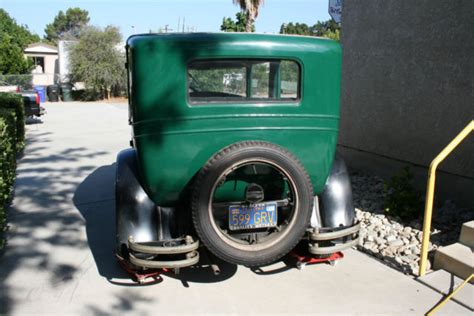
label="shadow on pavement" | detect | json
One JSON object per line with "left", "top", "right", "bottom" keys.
{"left": 73, "top": 163, "right": 239, "bottom": 286}
{"left": 0, "top": 133, "right": 109, "bottom": 315}
{"left": 163, "top": 251, "right": 238, "bottom": 287}
{"left": 73, "top": 164, "right": 128, "bottom": 282}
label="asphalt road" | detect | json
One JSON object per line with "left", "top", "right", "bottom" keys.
{"left": 0, "top": 102, "right": 469, "bottom": 315}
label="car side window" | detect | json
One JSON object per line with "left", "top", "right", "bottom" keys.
{"left": 251, "top": 61, "right": 271, "bottom": 99}
{"left": 188, "top": 59, "right": 300, "bottom": 104}
{"left": 280, "top": 60, "right": 299, "bottom": 99}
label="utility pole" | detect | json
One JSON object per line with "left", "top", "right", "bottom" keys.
{"left": 182, "top": 17, "right": 185, "bottom": 32}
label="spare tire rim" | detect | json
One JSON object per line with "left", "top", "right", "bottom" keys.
{"left": 208, "top": 158, "right": 299, "bottom": 252}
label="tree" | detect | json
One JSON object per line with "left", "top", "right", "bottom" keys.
{"left": 312, "top": 19, "right": 340, "bottom": 38}
{"left": 0, "top": 9, "right": 40, "bottom": 48}
{"left": 0, "top": 9, "right": 38, "bottom": 75}
{"left": 221, "top": 12, "right": 251, "bottom": 32}
{"left": 321, "top": 29, "right": 340, "bottom": 41}
{"left": 44, "top": 8, "right": 89, "bottom": 44}
{"left": 0, "top": 36, "right": 33, "bottom": 74}
{"left": 232, "top": 0, "right": 264, "bottom": 32}
{"left": 280, "top": 22, "right": 312, "bottom": 36}
{"left": 279, "top": 19, "right": 341, "bottom": 42}
{"left": 69, "top": 26, "right": 125, "bottom": 100}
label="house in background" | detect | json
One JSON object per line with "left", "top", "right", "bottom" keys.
{"left": 24, "top": 43, "right": 58, "bottom": 86}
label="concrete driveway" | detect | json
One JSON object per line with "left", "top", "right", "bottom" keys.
{"left": 0, "top": 102, "right": 469, "bottom": 315}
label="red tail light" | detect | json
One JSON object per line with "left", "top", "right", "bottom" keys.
{"left": 35, "top": 93, "right": 40, "bottom": 105}
{"left": 16, "top": 86, "right": 20, "bottom": 93}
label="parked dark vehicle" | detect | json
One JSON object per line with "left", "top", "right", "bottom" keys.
{"left": 116, "top": 33, "right": 359, "bottom": 271}
{"left": 22, "top": 92, "right": 45, "bottom": 117}
{"left": 0, "top": 81, "right": 45, "bottom": 118}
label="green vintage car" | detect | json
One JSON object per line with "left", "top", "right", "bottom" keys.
{"left": 116, "top": 33, "right": 359, "bottom": 270}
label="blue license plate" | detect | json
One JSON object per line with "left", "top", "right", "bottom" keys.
{"left": 228, "top": 202, "right": 278, "bottom": 231}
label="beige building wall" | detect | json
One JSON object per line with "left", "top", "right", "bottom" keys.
{"left": 24, "top": 43, "right": 59, "bottom": 87}
{"left": 28, "top": 53, "right": 58, "bottom": 86}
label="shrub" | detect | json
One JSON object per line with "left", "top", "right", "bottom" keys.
{"left": 0, "top": 108, "right": 17, "bottom": 249}
{"left": 0, "top": 93, "right": 25, "bottom": 152}
{"left": 0, "top": 74, "right": 33, "bottom": 91}
{"left": 72, "top": 88, "right": 102, "bottom": 101}
{"left": 0, "top": 121, "right": 7, "bottom": 248}
{"left": 384, "top": 167, "right": 424, "bottom": 222}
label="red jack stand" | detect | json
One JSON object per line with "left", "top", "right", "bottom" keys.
{"left": 290, "top": 251, "right": 344, "bottom": 270}
{"left": 116, "top": 254, "right": 167, "bottom": 285}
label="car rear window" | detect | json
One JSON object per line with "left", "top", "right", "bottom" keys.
{"left": 188, "top": 59, "right": 300, "bottom": 104}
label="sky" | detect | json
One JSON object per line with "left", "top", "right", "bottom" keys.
{"left": 1, "top": 0, "right": 331, "bottom": 41}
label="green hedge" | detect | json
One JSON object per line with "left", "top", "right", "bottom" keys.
{"left": 0, "top": 93, "right": 23, "bottom": 249}
{"left": 0, "top": 120, "right": 5, "bottom": 249}
{"left": 0, "top": 108, "right": 17, "bottom": 249}
{"left": 0, "top": 93, "right": 25, "bottom": 152}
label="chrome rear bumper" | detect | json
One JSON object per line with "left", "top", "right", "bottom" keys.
{"left": 126, "top": 235, "right": 200, "bottom": 269}
{"left": 308, "top": 222, "right": 360, "bottom": 255}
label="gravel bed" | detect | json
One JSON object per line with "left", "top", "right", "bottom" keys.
{"left": 350, "top": 171, "right": 474, "bottom": 276}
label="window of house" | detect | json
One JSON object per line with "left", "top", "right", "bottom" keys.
{"left": 32, "top": 57, "right": 45, "bottom": 73}
{"left": 188, "top": 59, "right": 300, "bottom": 103}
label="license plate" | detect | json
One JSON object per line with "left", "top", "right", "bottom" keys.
{"left": 228, "top": 202, "right": 278, "bottom": 231}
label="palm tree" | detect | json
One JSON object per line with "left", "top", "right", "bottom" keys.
{"left": 233, "top": 0, "right": 264, "bottom": 32}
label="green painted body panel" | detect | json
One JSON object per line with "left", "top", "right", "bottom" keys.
{"left": 127, "top": 33, "right": 341, "bottom": 206}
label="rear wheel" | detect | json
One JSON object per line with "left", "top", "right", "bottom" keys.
{"left": 192, "top": 141, "right": 313, "bottom": 266}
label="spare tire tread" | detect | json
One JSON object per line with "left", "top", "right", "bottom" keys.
{"left": 192, "top": 141, "right": 313, "bottom": 266}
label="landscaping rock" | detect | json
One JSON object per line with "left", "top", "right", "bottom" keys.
{"left": 351, "top": 171, "right": 474, "bottom": 276}
{"left": 388, "top": 240, "right": 404, "bottom": 247}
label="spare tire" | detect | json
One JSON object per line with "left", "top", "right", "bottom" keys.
{"left": 192, "top": 141, "right": 313, "bottom": 266}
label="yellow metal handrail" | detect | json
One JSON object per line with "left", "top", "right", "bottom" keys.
{"left": 419, "top": 120, "right": 474, "bottom": 277}
{"left": 426, "top": 273, "right": 473, "bottom": 315}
